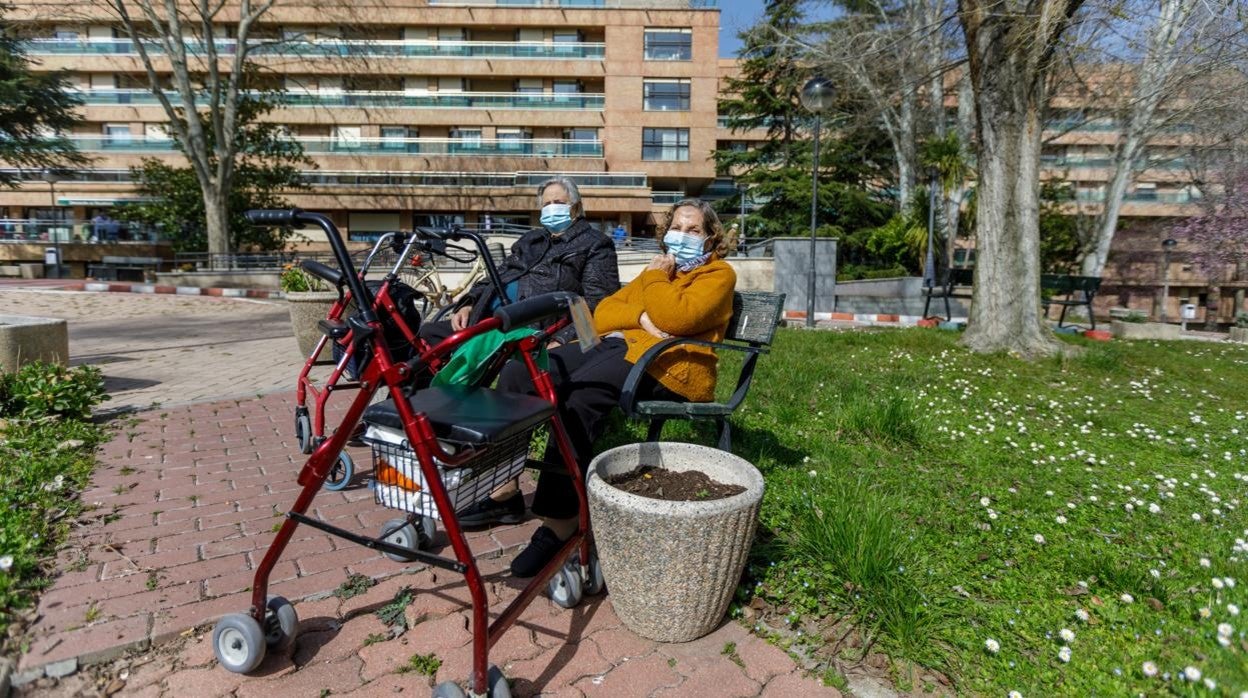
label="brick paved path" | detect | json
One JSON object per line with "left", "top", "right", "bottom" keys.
{"left": 7, "top": 288, "right": 845, "bottom": 696}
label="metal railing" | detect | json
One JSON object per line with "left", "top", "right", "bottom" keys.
{"left": 76, "top": 89, "right": 606, "bottom": 110}
{"left": 0, "top": 218, "right": 163, "bottom": 243}
{"left": 650, "top": 191, "right": 685, "bottom": 205}
{"left": 66, "top": 136, "right": 605, "bottom": 158}
{"left": 1040, "top": 155, "right": 1192, "bottom": 170}
{"left": 1073, "top": 189, "right": 1200, "bottom": 204}
{"left": 429, "top": 0, "right": 715, "bottom": 7}
{"left": 29, "top": 38, "right": 605, "bottom": 60}
{"left": 3, "top": 169, "right": 649, "bottom": 189}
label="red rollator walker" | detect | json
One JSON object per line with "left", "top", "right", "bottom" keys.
{"left": 212, "top": 209, "right": 602, "bottom": 698}
{"left": 291, "top": 230, "right": 477, "bottom": 491}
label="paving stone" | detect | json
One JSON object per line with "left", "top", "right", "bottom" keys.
{"left": 583, "top": 627, "right": 656, "bottom": 664}
{"left": 506, "top": 635, "right": 613, "bottom": 696}
{"left": 570, "top": 651, "right": 681, "bottom": 698}
{"left": 654, "top": 655, "right": 761, "bottom": 698}
{"left": 235, "top": 655, "right": 364, "bottom": 698}
{"left": 42, "top": 658, "right": 78, "bottom": 680}
{"left": 734, "top": 631, "right": 801, "bottom": 684}
{"left": 19, "top": 614, "right": 151, "bottom": 670}
{"left": 293, "top": 612, "right": 388, "bottom": 666}
{"left": 759, "top": 670, "right": 844, "bottom": 697}
{"left": 161, "top": 665, "right": 246, "bottom": 697}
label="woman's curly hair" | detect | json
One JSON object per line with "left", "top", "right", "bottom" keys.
{"left": 657, "top": 198, "right": 729, "bottom": 259}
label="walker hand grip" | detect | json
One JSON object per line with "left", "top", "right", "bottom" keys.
{"left": 246, "top": 209, "right": 300, "bottom": 227}
{"left": 493, "top": 291, "right": 579, "bottom": 331}
{"left": 300, "top": 259, "right": 343, "bottom": 287}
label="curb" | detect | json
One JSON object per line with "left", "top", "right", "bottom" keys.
{"left": 67, "top": 282, "right": 284, "bottom": 299}
{"left": 783, "top": 310, "right": 969, "bottom": 327}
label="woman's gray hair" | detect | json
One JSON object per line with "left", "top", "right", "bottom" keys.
{"left": 536, "top": 176, "right": 582, "bottom": 208}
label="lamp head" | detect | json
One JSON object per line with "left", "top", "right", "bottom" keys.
{"left": 1162, "top": 238, "right": 1177, "bottom": 249}
{"left": 800, "top": 77, "right": 835, "bottom": 114}
{"left": 41, "top": 169, "right": 64, "bottom": 185}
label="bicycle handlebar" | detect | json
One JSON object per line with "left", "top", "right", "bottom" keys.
{"left": 245, "top": 209, "right": 300, "bottom": 227}
{"left": 415, "top": 225, "right": 510, "bottom": 306}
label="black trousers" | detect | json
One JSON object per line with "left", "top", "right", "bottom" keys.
{"left": 497, "top": 338, "right": 676, "bottom": 519}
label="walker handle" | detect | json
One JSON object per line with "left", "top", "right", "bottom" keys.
{"left": 493, "top": 291, "right": 580, "bottom": 332}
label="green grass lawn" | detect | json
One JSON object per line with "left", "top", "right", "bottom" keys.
{"left": 607, "top": 328, "right": 1248, "bottom": 695}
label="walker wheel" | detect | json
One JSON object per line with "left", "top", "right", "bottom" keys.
{"left": 380, "top": 518, "right": 420, "bottom": 562}
{"left": 323, "top": 452, "right": 354, "bottom": 491}
{"left": 583, "top": 553, "right": 605, "bottom": 596}
{"left": 431, "top": 681, "right": 467, "bottom": 698}
{"left": 547, "top": 561, "right": 583, "bottom": 609}
{"left": 212, "top": 613, "right": 266, "bottom": 674}
{"left": 294, "top": 410, "right": 313, "bottom": 455}
{"left": 264, "top": 595, "right": 299, "bottom": 652}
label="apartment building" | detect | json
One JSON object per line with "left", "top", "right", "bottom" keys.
{"left": 4, "top": 0, "right": 722, "bottom": 242}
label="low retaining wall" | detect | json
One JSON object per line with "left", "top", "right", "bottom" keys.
{"left": 833, "top": 276, "right": 969, "bottom": 317}
{"left": 0, "top": 315, "right": 69, "bottom": 371}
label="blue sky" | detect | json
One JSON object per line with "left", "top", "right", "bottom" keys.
{"left": 717, "top": 0, "right": 767, "bottom": 58}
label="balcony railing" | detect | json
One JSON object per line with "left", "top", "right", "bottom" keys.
{"left": 1073, "top": 189, "right": 1199, "bottom": 204}
{"left": 5, "top": 168, "right": 647, "bottom": 189}
{"left": 429, "top": 0, "right": 715, "bottom": 7}
{"left": 1040, "top": 155, "right": 1191, "bottom": 170}
{"left": 29, "top": 38, "right": 605, "bottom": 60}
{"left": 650, "top": 191, "right": 685, "bottom": 205}
{"left": 76, "top": 89, "right": 606, "bottom": 110}
{"left": 66, "top": 136, "right": 605, "bottom": 158}
{"left": 1043, "top": 119, "right": 1197, "bottom": 135}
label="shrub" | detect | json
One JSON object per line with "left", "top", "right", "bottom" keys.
{"left": 279, "top": 263, "right": 328, "bottom": 293}
{"left": 0, "top": 362, "right": 107, "bottom": 420}
{"left": 1236, "top": 312, "right": 1248, "bottom": 329}
{"left": 1121, "top": 310, "right": 1148, "bottom": 324}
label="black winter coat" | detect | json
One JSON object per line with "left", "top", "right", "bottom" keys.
{"left": 463, "top": 218, "right": 620, "bottom": 343}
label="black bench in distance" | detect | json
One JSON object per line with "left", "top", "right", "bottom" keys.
{"left": 88, "top": 255, "right": 163, "bottom": 282}
{"left": 922, "top": 267, "right": 975, "bottom": 321}
{"left": 1042, "top": 274, "right": 1102, "bottom": 330}
{"left": 618, "top": 290, "right": 786, "bottom": 452}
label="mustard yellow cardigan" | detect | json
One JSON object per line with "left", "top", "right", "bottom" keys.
{"left": 593, "top": 259, "right": 736, "bottom": 402}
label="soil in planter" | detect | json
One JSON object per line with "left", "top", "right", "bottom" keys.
{"left": 605, "top": 465, "right": 745, "bottom": 501}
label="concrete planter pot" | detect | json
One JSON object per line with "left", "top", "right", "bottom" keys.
{"left": 285, "top": 291, "right": 339, "bottom": 362}
{"left": 1111, "top": 319, "right": 1180, "bottom": 340}
{"left": 0, "top": 315, "right": 69, "bottom": 371}
{"left": 1230, "top": 327, "right": 1248, "bottom": 344}
{"left": 587, "top": 442, "right": 764, "bottom": 642}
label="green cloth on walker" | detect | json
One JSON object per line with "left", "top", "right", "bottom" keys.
{"left": 431, "top": 328, "right": 548, "bottom": 388}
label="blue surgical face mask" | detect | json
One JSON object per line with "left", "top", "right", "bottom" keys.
{"left": 540, "top": 203, "right": 573, "bottom": 233}
{"left": 663, "top": 230, "right": 706, "bottom": 264}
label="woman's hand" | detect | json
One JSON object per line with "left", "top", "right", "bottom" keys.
{"left": 639, "top": 312, "right": 670, "bottom": 339}
{"left": 450, "top": 305, "right": 472, "bottom": 331}
{"left": 646, "top": 254, "right": 676, "bottom": 278}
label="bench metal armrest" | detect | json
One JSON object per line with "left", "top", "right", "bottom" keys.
{"left": 619, "top": 336, "right": 766, "bottom": 417}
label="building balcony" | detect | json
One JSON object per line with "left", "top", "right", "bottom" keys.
{"left": 6, "top": 168, "right": 646, "bottom": 189}
{"left": 650, "top": 190, "right": 685, "bottom": 205}
{"left": 30, "top": 38, "right": 606, "bottom": 60}
{"left": 75, "top": 89, "right": 606, "bottom": 111}
{"left": 428, "top": 0, "right": 715, "bottom": 7}
{"left": 67, "top": 135, "right": 605, "bottom": 158}
{"left": 1041, "top": 155, "right": 1191, "bottom": 170}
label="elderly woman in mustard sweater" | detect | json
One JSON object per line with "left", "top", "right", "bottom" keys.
{"left": 498, "top": 198, "right": 737, "bottom": 577}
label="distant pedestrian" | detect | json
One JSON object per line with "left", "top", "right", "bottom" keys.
{"left": 612, "top": 224, "right": 626, "bottom": 244}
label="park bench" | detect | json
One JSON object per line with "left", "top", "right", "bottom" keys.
{"left": 618, "top": 290, "right": 786, "bottom": 452}
{"left": 922, "top": 267, "right": 975, "bottom": 320}
{"left": 922, "top": 268, "right": 1102, "bottom": 329}
{"left": 88, "top": 255, "right": 164, "bottom": 282}
{"left": 1041, "top": 274, "right": 1102, "bottom": 330}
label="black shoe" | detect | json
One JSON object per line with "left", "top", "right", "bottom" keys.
{"left": 510, "top": 526, "right": 565, "bottom": 578}
{"left": 456, "top": 493, "right": 526, "bottom": 528}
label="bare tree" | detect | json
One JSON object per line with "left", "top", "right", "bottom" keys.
{"left": 958, "top": 0, "right": 1086, "bottom": 356}
{"left": 99, "top": 0, "right": 279, "bottom": 263}
{"left": 1075, "top": 0, "right": 1240, "bottom": 277}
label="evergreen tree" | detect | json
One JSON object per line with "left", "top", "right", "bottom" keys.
{"left": 714, "top": 0, "right": 893, "bottom": 253}
{"left": 127, "top": 94, "right": 313, "bottom": 253}
{"left": 0, "top": 8, "right": 87, "bottom": 185}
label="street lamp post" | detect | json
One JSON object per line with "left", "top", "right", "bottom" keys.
{"left": 738, "top": 184, "right": 746, "bottom": 247}
{"left": 41, "top": 169, "right": 64, "bottom": 279}
{"left": 800, "top": 76, "right": 835, "bottom": 328}
{"left": 1160, "top": 238, "right": 1177, "bottom": 323}
{"left": 924, "top": 167, "right": 939, "bottom": 288}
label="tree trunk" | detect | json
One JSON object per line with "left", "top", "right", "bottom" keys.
{"left": 958, "top": 0, "right": 1081, "bottom": 357}
{"left": 202, "top": 189, "right": 231, "bottom": 264}
{"left": 1080, "top": 134, "right": 1140, "bottom": 276}
{"left": 1204, "top": 286, "right": 1221, "bottom": 331}
{"left": 945, "top": 70, "right": 975, "bottom": 269}
{"left": 896, "top": 88, "right": 917, "bottom": 212}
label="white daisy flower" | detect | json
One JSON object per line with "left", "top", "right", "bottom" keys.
{"left": 1033, "top": 534, "right": 1046, "bottom": 545}
{"left": 1200, "top": 607, "right": 1212, "bottom": 618}
{"left": 1184, "top": 666, "right": 1202, "bottom": 682}
{"left": 1057, "top": 645, "right": 1071, "bottom": 663}
{"left": 980, "top": 496, "right": 991, "bottom": 507}
{"left": 1056, "top": 515, "right": 1067, "bottom": 524}
{"left": 1224, "top": 577, "right": 1236, "bottom": 588}
{"left": 1075, "top": 608, "right": 1089, "bottom": 622}
{"left": 1142, "top": 661, "right": 1158, "bottom": 677}
{"left": 985, "top": 638, "right": 1000, "bottom": 654}
{"left": 1204, "top": 678, "right": 1217, "bottom": 690}
{"left": 1192, "top": 513, "right": 1203, "bottom": 521}
{"left": 1229, "top": 604, "right": 1240, "bottom": 616}
{"left": 1213, "top": 578, "right": 1225, "bottom": 590}
{"left": 1120, "top": 593, "right": 1134, "bottom": 604}
{"left": 1008, "top": 692, "right": 1022, "bottom": 698}
{"left": 0, "top": 555, "right": 11, "bottom": 572}
{"left": 1217, "top": 622, "right": 1233, "bottom": 637}
{"left": 1148, "top": 503, "right": 1161, "bottom": 514}
{"left": 1059, "top": 628, "right": 1075, "bottom": 643}
{"left": 1200, "top": 557, "right": 1212, "bottom": 568}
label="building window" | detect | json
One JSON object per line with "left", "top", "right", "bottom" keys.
{"left": 643, "top": 79, "right": 690, "bottom": 111}
{"left": 103, "top": 123, "right": 132, "bottom": 147}
{"left": 644, "top": 28, "right": 691, "bottom": 61}
{"left": 553, "top": 80, "right": 582, "bottom": 94}
{"left": 642, "top": 128, "right": 689, "bottom": 161}
{"left": 380, "top": 126, "right": 411, "bottom": 151}
{"left": 515, "top": 78, "right": 543, "bottom": 94}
